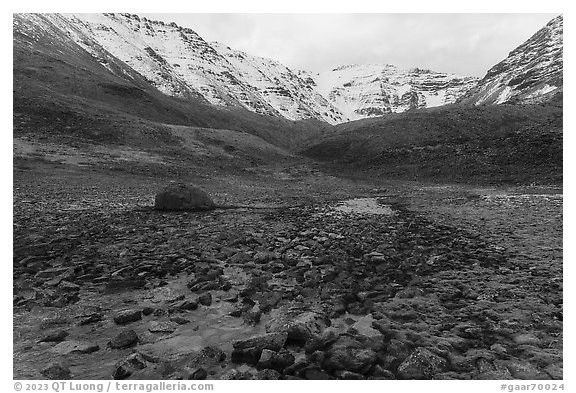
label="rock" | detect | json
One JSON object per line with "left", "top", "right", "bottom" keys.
{"left": 233, "top": 332, "right": 288, "bottom": 352}
{"left": 149, "top": 321, "right": 179, "bottom": 333}
{"left": 113, "top": 353, "right": 148, "bottom": 380}
{"left": 171, "top": 298, "right": 199, "bottom": 311}
{"left": 304, "top": 330, "right": 338, "bottom": 353}
{"left": 189, "top": 368, "right": 208, "bottom": 380}
{"left": 370, "top": 364, "right": 396, "bottom": 379}
{"left": 108, "top": 330, "right": 139, "bottom": 349}
{"left": 39, "top": 330, "right": 69, "bottom": 343}
{"left": 41, "top": 362, "right": 71, "bottom": 379}
{"left": 397, "top": 348, "right": 448, "bottom": 379}
{"left": 265, "top": 307, "right": 328, "bottom": 345}
{"left": 77, "top": 312, "right": 103, "bottom": 326}
{"left": 154, "top": 183, "right": 215, "bottom": 212}
{"left": 243, "top": 307, "right": 262, "bottom": 325}
{"left": 198, "top": 292, "right": 212, "bottom": 306}
{"left": 142, "top": 307, "right": 155, "bottom": 316}
{"left": 322, "top": 336, "right": 377, "bottom": 374}
{"left": 113, "top": 309, "right": 142, "bottom": 325}
{"left": 170, "top": 316, "right": 191, "bottom": 325}
{"left": 50, "top": 340, "right": 100, "bottom": 355}
{"left": 302, "top": 368, "right": 333, "bottom": 380}
{"left": 231, "top": 332, "right": 288, "bottom": 364}
{"left": 257, "top": 349, "right": 295, "bottom": 371}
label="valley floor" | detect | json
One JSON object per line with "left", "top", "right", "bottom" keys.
{"left": 12, "top": 155, "right": 562, "bottom": 380}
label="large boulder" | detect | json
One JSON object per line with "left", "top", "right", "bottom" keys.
{"left": 154, "top": 183, "right": 215, "bottom": 212}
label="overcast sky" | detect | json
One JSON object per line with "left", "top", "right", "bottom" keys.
{"left": 140, "top": 13, "right": 558, "bottom": 77}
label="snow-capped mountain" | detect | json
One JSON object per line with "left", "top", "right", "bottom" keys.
{"left": 459, "top": 15, "right": 563, "bottom": 105}
{"left": 15, "top": 13, "right": 346, "bottom": 124}
{"left": 304, "top": 65, "right": 479, "bottom": 121}
{"left": 16, "top": 13, "right": 559, "bottom": 127}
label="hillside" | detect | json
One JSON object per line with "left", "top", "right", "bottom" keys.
{"left": 303, "top": 101, "right": 563, "bottom": 185}
{"left": 13, "top": 13, "right": 332, "bottom": 155}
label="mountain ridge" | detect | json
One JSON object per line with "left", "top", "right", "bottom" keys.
{"left": 458, "top": 15, "right": 562, "bottom": 105}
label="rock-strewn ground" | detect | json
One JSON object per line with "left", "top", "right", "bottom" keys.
{"left": 13, "top": 161, "right": 562, "bottom": 380}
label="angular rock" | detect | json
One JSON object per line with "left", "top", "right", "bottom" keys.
{"left": 77, "top": 312, "right": 103, "bottom": 326}
{"left": 171, "top": 298, "right": 199, "bottom": 311}
{"left": 233, "top": 332, "right": 288, "bottom": 352}
{"left": 397, "top": 348, "right": 448, "bottom": 379}
{"left": 113, "top": 309, "right": 142, "bottom": 325}
{"left": 108, "top": 330, "right": 139, "bottom": 349}
{"left": 322, "top": 336, "right": 377, "bottom": 374}
{"left": 154, "top": 183, "right": 215, "bottom": 212}
{"left": 232, "top": 332, "right": 288, "bottom": 364}
{"left": 265, "top": 308, "right": 328, "bottom": 345}
{"left": 113, "top": 353, "right": 148, "bottom": 380}
{"left": 257, "top": 349, "right": 295, "bottom": 371}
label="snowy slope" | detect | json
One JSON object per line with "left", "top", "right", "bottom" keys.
{"left": 308, "top": 64, "right": 479, "bottom": 121}
{"left": 211, "top": 42, "right": 346, "bottom": 123}
{"left": 459, "top": 15, "right": 563, "bottom": 105}
{"left": 16, "top": 13, "right": 346, "bottom": 124}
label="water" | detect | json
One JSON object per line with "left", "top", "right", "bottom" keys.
{"left": 332, "top": 198, "right": 395, "bottom": 216}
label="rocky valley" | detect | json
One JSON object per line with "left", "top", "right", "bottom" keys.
{"left": 12, "top": 13, "right": 563, "bottom": 382}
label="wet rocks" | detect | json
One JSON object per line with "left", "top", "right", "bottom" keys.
{"left": 113, "top": 309, "right": 142, "bottom": 325}
{"left": 397, "top": 348, "right": 448, "bottom": 379}
{"left": 154, "top": 183, "right": 215, "bottom": 212}
{"left": 108, "top": 330, "right": 139, "bottom": 349}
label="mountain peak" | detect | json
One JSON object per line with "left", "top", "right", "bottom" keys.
{"left": 459, "top": 15, "right": 562, "bottom": 106}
